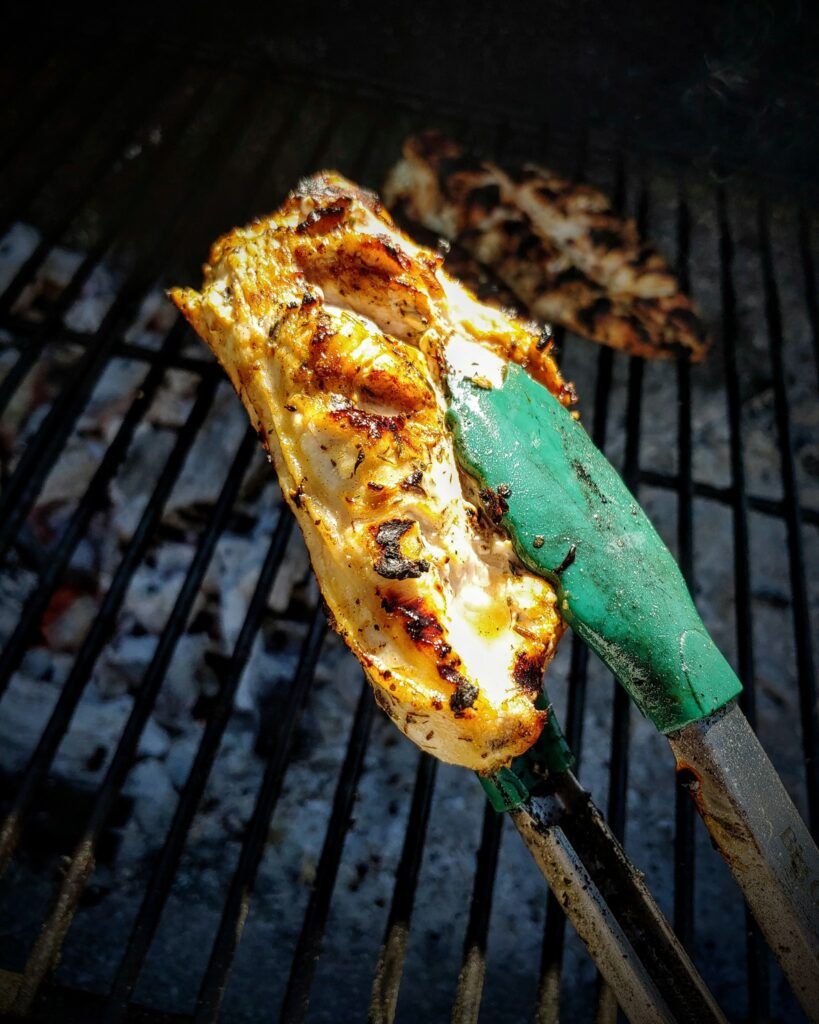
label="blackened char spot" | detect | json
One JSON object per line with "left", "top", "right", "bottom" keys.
{"left": 667, "top": 306, "right": 707, "bottom": 341}
{"left": 444, "top": 668, "right": 479, "bottom": 714}
{"left": 311, "top": 313, "right": 333, "bottom": 346}
{"left": 479, "top": 486, "right": 508, "bottom": 524}
{"left": 381, "top": 593, "right": 450, "bottom": 657}
{"left": 373, "top": 519, "right": 429, "bottom": 580}
{"left": 513, "top": 651, "right": 546, "bottom": 695}
{"left": 296, "top": 203, "right": 348, "bottom": 234}
{"left": 624, "top": 315, "right": 652, "bottom": 346}
{"left": 536, "top": 183, "right": 565, "bottom": 201}
{"left": 400, "top": 467, "right": 425, "bottom": 493}
{"left": 576, "top": 297, "right": 613, "bottom": 331}
{"left": 438, "top": 154, "right": 487, "bottom": 182}
{"left": 375, "top": 519, "right": 412, "bottom": 546}
{"left": 376, "top": 237, "right": 411, "bottom": 270}
{"left": 536, "top": 324, "right": 553, "bottom": 350}
{"left": 499, "top": 217, "right": 528, "bottom": 238}
{"left": 467, "top": 184, "right": 501, "bottom": 210}
{"left": 411, "top": 131, "right": 461, "bottom": 163}
{"left": 589, "top": 227, "right": 623, "bottom": 250}
{"left": 554, "top": 266, "right": 591, "bottom": 287}
{"left": 330, "top": 406, "right": 404, "bottom": 440}
{"left": 506, "top": 165, "right": 541, "bottom": 185}
{"left": 515, "top": 234, "right": 545, "bottom": 260}
{"left": 440, "top": 664, "right": 477, "bottom": 707}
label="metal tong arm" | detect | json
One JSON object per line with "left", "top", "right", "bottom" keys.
{"left": 510, "top": 771, "right": 726, "bottom": 1024}
{"left": 670, "top": 702, "right": 819, "bottom": 1020}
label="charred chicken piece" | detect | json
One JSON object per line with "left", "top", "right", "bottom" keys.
{"left": 171, "top": 173, "right": 570, "bottom": 772}
{"left": 385, "top": 131, "right": 710, "bottom": 361}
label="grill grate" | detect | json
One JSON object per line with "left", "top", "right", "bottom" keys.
{"left": 0, "top": 37, "right": 817, "bottom": 1024}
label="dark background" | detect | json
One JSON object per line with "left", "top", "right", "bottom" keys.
{"left": 13, "top": 0, "right": 819, "bottom": 195}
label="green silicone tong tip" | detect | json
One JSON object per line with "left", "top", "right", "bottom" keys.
{"left": 448, "top": 363, "right": 741, "bottom": 751}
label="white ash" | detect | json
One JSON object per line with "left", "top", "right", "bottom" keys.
{"left": 12, "top": 245, "right": 84, "bottom": 322}
{"left": 93, "top": 633, "right": 157, "bottom": 698}
{"left": 160, "top": 382, "right": 249, "bottom": 525}
{"left": 0, "top": 342, "right": 84, "bottom": 475}
{"left": 63, "top": 261, "right": 123, "bottom": 334}
{"left": 1, "top": 217, "right": 124, "bottom": 339}
{"left": 0, "top": 222, "right": 40, "bottom": 292}
{"left": 124, "top": 288, "right": 180, "bottom": 351}
{"left": 0, "top": 223, "right": 315, "bottom": 864}
{"left": 0, "top": 654, "right": 75, "bottom": 776}
{"left": 107, "top": 426, "right": 178, "bottom": 542}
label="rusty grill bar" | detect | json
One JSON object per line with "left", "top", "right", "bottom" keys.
{"left": 0, "top": 34, "right": 816, "bottom": 1024}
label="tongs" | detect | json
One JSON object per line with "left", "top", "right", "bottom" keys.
{"left": 449, "top": 362, "right": 819, "bottom": 1020}
{"left": 472, "top": 715, "right": 726, "bottom": 1023}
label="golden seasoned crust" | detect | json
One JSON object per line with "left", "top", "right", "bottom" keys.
{"left": 171, "top": 172, "right": 568, "bottom": 772}
{"left": 385, "top": 131, "right": 710, "bottom": 362}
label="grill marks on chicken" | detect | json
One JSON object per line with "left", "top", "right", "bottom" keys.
{"left": 385, "top": 131, "right": 710, "bottom": 362}
{"left": 170, "top": 173, "right": 568, "bottom": 772}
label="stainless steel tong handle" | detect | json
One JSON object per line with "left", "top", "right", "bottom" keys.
{"left": 669, "top": 702, "right": 819, "bottom": 1019}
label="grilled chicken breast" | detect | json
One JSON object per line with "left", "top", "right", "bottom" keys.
{"left": 170, "top": 173, "right": 570, "bottom": 772}
{"left": 385, "top": 132, "right": 709, "bottom": 361}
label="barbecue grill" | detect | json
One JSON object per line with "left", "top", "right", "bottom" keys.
{"left": 0, "top": 16, "right": 817, "bottom": 1024}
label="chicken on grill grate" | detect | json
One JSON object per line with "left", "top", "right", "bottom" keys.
{"left": 171, "top": 173, "right": 573, "bottom": 772}
{"left": 385, "top": 131, "right": 710, "bottom": 361}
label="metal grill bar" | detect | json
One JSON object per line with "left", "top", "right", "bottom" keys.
{"left": 672, "top": 190, "right": 696, "bottom": 951}
{"left": 0, "top": 82, "right": 342, "bottom": 1017}
{"left": 450, "top": 806, "right": 504, "bottom": 1024}
{"left": 280, "top": 680, "right": 376, "bottom": 1023}
{"left": 101, "top": 510, "right": 294, "bottom": 1022}
{"left": 9, "top": 429, "right": 258, "bottom": 1015}
{"left": 0, "top": 71, "right": 210, "bottom": 419}
{"left": 637, "top": 472, "right": 819, "bottom": 528}
{"left": 798, "top": 209, "right": 819, "bottom": 391}
{"left": 758, "top": 198, "right": 819, "bottom": 835}
{"left": 0, "top": 366, "right": 220, "bottom": 873}
{"left": 0, "top": 54, "right": 135, "bottom": 236}
{"left": 0, "top": 58, "right": 177, "bottom": 319}
{"left": 602, "top": 196, "right": 654, "bottom": 993}
{"left": 716, "top": 186, "right": 771, "bottom": 1021}
{"left": 368, "top": 753, "right": 438, "bottom": 1024}
{"left": 0, "top": 79, "right": 308, "bottom": 685}
{"left": 0, "top": 321, "right": 188, "bottom": 698}
{"left": 192, "top": 606, "right": 328, "bottom": 1024}
{"left": 0, "top": 77, "right": 253, "bottom": 558}
{"left": 0, "top": 55, "right": 76, "bottom": 160}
